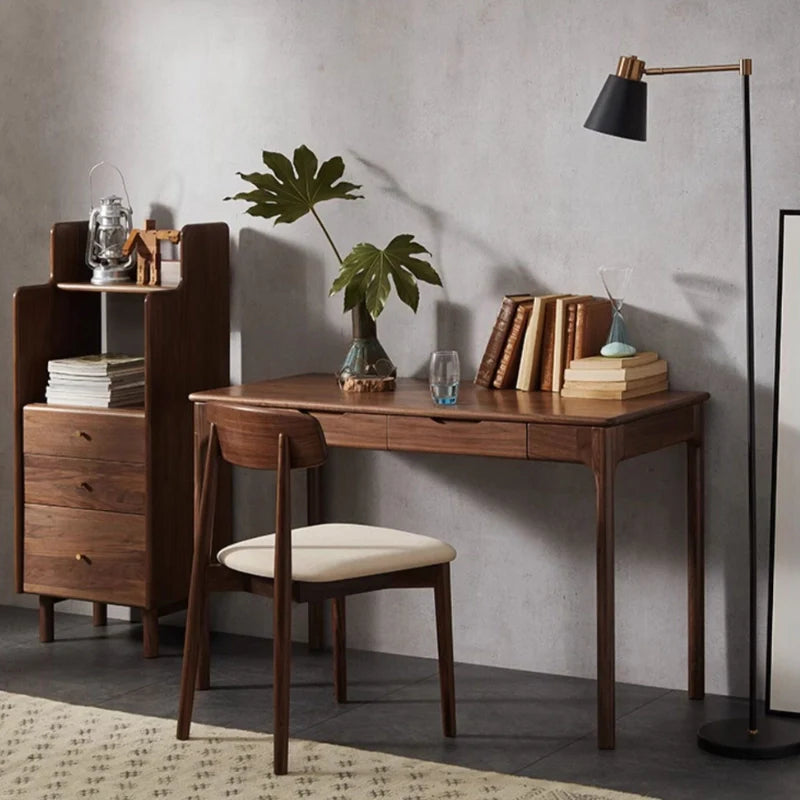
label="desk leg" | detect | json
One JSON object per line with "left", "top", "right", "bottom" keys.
{"left": 687, "top": 406, "right": 705, "bottom": 699}
{"left": 592, "top": 428, "right": 618, "bottom": 750}
{"left": 307, "top": 466, "right": 325, "bottom": 652}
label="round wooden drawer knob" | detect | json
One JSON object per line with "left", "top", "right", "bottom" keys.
{"left": 73, "top": 430, "right": 90, "bottom": 440}
{"left": 79, "top": 482, "right": 92, "bottom": 492}
{"left": 75, "top": 553, "right": 89, "bottom": 563}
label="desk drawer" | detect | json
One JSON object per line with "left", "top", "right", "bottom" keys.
{"left": 24, "top": 406, "right": 145, "bottom": 463}
{"left": 23, "top": 504, "right": 146, "bottom": 607}
{"left": 24, "top": 454, "right": 146, "bottom": 514}
{"left": 388, "top": 416, "right": 527, "bottom": 458}
{"left": 314, "top": 412, "right": 387, "bottom": 449}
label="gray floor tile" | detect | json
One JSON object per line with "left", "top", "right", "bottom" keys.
{"left": 3, "top": 604, "right": 800, "bottom": 800}
{"left": 299, "top": 662, "right": 668, "bottom": 774}
{"left": 520, "top": 691, "right": 800, "bottom": 800}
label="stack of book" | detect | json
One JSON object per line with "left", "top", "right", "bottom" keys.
{"left": 46, "top": 354, "right": 146, "bottom": 408}
{"left": 474, "top": 293, "right": 612, "bottom": 391}
{"left": 561, "top": 352, "right": 668, "bottom": 399}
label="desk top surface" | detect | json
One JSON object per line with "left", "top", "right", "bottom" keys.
{"left": 191, "top": 374, "right": 709, "bottom": 427}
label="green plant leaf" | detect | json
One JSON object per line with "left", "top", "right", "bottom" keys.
{"left": 225, "top": 145, "right": 363, "bottom": 226}
{"left": 330, "top": 235, "right": 442, "bottom": 319}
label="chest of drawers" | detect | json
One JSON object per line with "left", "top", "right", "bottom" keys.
{"left": 13, "top": 220, "right": 230, "bottom": 657}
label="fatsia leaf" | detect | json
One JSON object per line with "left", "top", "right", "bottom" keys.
{"left": 330, "top": 235, "right": 442, "bottom": 319}
{"left": 225, "top": 145, "right": 363, "bottom": 226}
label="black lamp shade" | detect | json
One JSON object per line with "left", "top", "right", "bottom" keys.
{"left": 584, "top": 74, "right": 648, "bottom": 141}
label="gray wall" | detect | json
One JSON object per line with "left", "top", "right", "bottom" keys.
{"left": 2, "top": 0, "right": 797, "bottom": 697}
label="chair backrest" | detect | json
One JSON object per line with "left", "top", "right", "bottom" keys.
{"left": 205, "top": 404, "right": 327, "bottom": 471}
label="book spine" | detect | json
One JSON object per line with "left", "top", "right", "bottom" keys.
{"left": 539, "top": 302, "right": 557, "bottom": 391}
{"left": 474, "top": 297, "right": 519, "bottom": 387}
{"left": 573, "top": 302, "right": 587, "bottom": 362}
{"left": 493, "top": 302, "right": 531, "bottom": 389}
{"left": 564, "top": 303, "right": 578, "bottom": 372}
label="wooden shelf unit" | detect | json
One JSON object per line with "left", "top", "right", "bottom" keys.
{"left": 13, "top": 220, "right": 230, "bottom": 656}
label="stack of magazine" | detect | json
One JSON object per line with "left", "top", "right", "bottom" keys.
{"left": 46, "top": 354, "right": 145, "bottom": 408}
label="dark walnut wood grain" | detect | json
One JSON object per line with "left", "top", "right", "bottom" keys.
{"left": 388, "top": 416, "right": 526, "bottom": 459}
{"left": 24, "top": 405, "right": 145, "bottom": 463}
{"left": 191, "top": 374, "right": 708, "bottom": 427}
{"left": 24, "top": 504, "right": 146, "bottom": 607}
{"left": 24, "top": 454, "right": 145, "bottom": 514}
{"left": 14, "top": 220, "right": 231, "bottom": 656}
{"left": 314, "top": 412, "right": 387, "bottom": 449}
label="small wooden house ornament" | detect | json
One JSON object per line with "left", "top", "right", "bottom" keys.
{"left": 122, "top": 219, "right": 181, "bottom": 285}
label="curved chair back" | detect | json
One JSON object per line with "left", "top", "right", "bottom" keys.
{"left": 205, "top": 404, "right": 327, "bottom": 471}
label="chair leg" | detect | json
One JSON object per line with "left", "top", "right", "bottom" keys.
{"left": 197, "top": 596, "right": 211, "bottom": 691}
{"left": 273, "top": 590, "right": 292, "bottom": 775}
{"left": 434, "top": 563, "right": 456, "bottom": 737}
{"left": 332, "top": 596, "right": 347, "bottom": 703}
{"left": 176, "top": 571, "right": 207, "bottom": 740}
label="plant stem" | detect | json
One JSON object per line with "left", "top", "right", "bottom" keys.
{"left": 310, "top": 207, "right": 344, "bottom": 265}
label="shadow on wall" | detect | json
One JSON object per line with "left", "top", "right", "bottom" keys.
{"left": 350, "top": 151, "right": 538, "bottom": 294}
{"left": 234, "top": 227, "right": 345, "bottom": 382}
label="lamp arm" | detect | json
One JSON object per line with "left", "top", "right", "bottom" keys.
{"left": 644, "top": 59, "right": 751, "bottom": 76}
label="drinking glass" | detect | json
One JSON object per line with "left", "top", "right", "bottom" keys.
{"left": 429, "top": 350, "right": 460, "bottom": 405}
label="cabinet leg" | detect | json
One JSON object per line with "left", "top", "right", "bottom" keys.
{"left": 92, "top": 603, "right": 107, "bottom": 627}
{"left": 142, "top": 608, "right": 159, "bottom": 658}
{"left": 39, "top": 596, "right": 55, "bottom": 643}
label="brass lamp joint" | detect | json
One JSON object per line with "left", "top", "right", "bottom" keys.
{"left": 616, "top": 56, "right": 646, "bottom": 81}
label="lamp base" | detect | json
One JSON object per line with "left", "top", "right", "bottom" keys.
{"left": 698, "top": 717, "right": 800, "bottom": 759}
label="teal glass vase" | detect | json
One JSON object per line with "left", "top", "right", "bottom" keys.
{"left": 337, "top": 301, "right": 396, "bottom": 390}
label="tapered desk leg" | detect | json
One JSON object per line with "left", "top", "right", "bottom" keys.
{"left": 307, "top": 466, "right": 325, "bottom": 651}
{"left": 687, "top": 406, "right": 705, "bottom": 700}
{"left": 592, "top": 428, "right": 617, "bottom": 750}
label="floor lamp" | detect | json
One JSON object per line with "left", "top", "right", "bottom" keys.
{"left": 584, "top": 55, "right": 800, "bottom": 759}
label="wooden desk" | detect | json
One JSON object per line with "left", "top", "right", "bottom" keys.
{"left": 190, "top": 373, "right": 709, "bottom": 749}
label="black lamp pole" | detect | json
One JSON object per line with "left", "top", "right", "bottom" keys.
{"left": 585, "top": 56, "right": 800, "bottom": 759}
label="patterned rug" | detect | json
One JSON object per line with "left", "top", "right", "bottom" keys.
{"left": 0, "top": 690, "right": 658, "bottom": 799}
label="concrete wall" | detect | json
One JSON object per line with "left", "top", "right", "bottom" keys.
{"left": 2, "top": 0, "right": 798, "bottom": 696}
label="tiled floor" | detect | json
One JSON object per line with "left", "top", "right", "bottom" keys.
{"left": 2, "top": 605, "right": 800, "bottom": 799}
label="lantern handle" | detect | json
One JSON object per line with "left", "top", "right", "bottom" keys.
{"left": 88, "top": 161, "right": 131, "bottom": 211}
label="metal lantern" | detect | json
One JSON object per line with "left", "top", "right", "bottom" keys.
{"left": 86, "top": 162, "right": 134, "bottom": 285}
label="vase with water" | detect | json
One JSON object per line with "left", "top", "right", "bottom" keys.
{"left": 598, "top": 266, "right": 636, "bottom": 357}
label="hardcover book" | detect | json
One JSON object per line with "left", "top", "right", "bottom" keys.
{"left": 516, "top": 294, "right": 569, "bottom": 391}
{"left": 562, "top": 358, "right": 667, "bottom": 383}
{"left": 552, "top": 295, "right": 592, "bottom": 393}
{"left": 474, "top": 294, "right": 533, "bottom": 387}
{"left": 493, "top": 300, "right": 533, "bottom": 388}
{"left": 573, "top": 298, "right": 613, "bottom": 361}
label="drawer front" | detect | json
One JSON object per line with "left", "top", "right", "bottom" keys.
{"left": 527, "top": 424, "right": 587, "bottom": 463}
{"left": 24, "top": 454, "right": 145, "bottom": 514}
{"left": 388, "top": 416, "right": 527, "bottom": 459}
{"left": 23, "top": 504, "right": 146, "bottom": 607}
{"left": 24, "top": 406, "right": 145, "bottom": 462}
{"left": 314, "top": 412, "right": 387, "bottom": 449}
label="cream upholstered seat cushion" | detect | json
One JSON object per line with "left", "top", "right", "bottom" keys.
{"left": 217, "top": 523, "right": 456, "bottom": 583}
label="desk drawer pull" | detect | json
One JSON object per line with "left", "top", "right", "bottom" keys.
{"left": 430, "top": 417, "right": 481, "bottom": 425}
{"left": 73, "top": 430, "right": 91, "bottom": 440}
{"left": 78, "top": 481, "right": 93, "bottom": 492}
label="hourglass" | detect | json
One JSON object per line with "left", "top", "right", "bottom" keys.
{"left": 598, "top": 266, "right": 637, "bottom": 357}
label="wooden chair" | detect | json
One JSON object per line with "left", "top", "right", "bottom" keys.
{"left": 176, "top": 404, "right": 456, "bottom": 775}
